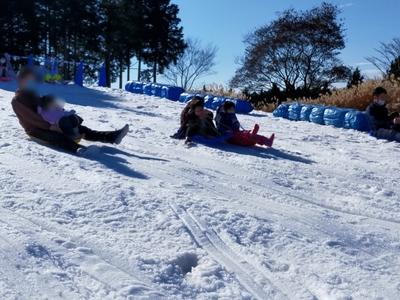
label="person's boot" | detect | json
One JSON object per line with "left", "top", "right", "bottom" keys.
{"left": 105, "top": 124, "right": 129, "bottom": 144}
{"left": 264, "top": 133, "right": 275, "bottom": 147}
{"left": 184, "top": 137, "right": 194, "bottom": 146}
{"left": 251, "top": 124, "right": 260, "bottom": 136}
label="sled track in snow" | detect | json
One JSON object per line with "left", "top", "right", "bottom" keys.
{"left": 127, "top": 147, "right": 398, "bottom": 268}
{"left": 0, "top": 212, "right": 164, "bottom": 299}
{"left": 133, "top": 142, "right": 400, "bottom": 230}
{"left": 169, "top": 203, "right": 297, "bottom": 300}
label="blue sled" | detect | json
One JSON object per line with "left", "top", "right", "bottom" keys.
{"left": 191, "top": 132, "right": 233, "bottom": 145}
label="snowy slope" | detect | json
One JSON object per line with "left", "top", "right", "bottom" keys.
{"left": 0, "top": 81, "right": 400, "bottom": 300}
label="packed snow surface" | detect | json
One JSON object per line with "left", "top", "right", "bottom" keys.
{"left": 0, "top": 81, "right": 400, "bottom": 300}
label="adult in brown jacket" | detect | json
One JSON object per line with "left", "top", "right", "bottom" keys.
{"left": 12, "top": 66, "right": 129, "bottom": 155}
{"left": 170, "top": 96, "right": 208, "bottom": 139}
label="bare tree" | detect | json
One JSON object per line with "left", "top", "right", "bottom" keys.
{"left": 163, "top": 37, "right": 218, "bottom": 90}
{"left": 366, "top": 37, "right": 400, "bottom": 75}
{"left": 230, "top": 3, "right": 351, "bottom": 99}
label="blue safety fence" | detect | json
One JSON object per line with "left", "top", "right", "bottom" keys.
{"left": 125, "top": 81, "right": 254, "bottom": 114}
{"left": 273, "top": 102, "right": 371, "bottom": 132}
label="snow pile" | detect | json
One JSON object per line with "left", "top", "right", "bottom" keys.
{"left": 0, "top": 81, "right": 400, "bottom": 299}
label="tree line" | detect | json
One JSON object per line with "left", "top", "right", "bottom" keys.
{"left": 0, "top": 0, "right": 186, "bottom": 87}
{"left": 230, "top": 2, "right": 400, "bottom": 107}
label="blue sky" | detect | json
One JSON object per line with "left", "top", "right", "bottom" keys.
{"left": 118, "top": 0, "right": 400, "bottom": 88}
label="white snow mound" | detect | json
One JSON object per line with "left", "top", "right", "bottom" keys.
{"left": 0, "top": 81, "right": 399, "bottom": 299}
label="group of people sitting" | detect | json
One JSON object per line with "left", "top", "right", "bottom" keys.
{"left": 12, "top": 66, "right": 129, "bottom": 156}
{"left": 171, "top": 96, "right": 275, "bottom": 147}
{"left": 9, "top": 64, "right": 400, "bottom": 157}
{"left": 0, "top": 54, "right": 66, "bottom": 84}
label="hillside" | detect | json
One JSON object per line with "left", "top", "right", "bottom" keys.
{"left": 0, "top": 82, "right": 399, "bottom": 300}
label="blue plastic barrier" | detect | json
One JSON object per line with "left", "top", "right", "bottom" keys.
{"left": 300, "top": 105, "right": 314, "bottom": 121}
{"left": 143, "top": 83, "right": 153, "bottom": 96}
{"left": 310, "top": 106, "right": 327, "bottom": 125}
{"left": 151, "top": 83, "right": 162, "bottom": 97}
{"left": 235, "top": 99, "right": 253, "bottom": 114}
{"left": 133, "top": 82, "right": 144, "bottom": 94}
{"left": 323, "top": 107, "right": 353, "bottom": 128}
{"left": 161, "top": 86, "right": 184, "bottom": 101}
{"left": 211, "top": 96, "right": 226, "bottom": 110}
{"left": 179, "top": 92, "right": 196, "bottom": 103}
{"left": 124, "top": 83, "right": 255, "bottom": 114}
{"left": 288, "top": 102, "right": 303, "bottom": 121}
{"left": 125, "top": 81, "right": 132, "bottom": 92}
{"left": 273, "top": 104, "right": 290, "bottom": 118}
{"left": 204, "top": 95, "right": 215, "bottom": 109}
{"left": 344, "top": 111, "right": 372, "bottom": 132}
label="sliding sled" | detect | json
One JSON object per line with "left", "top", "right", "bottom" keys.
{"left": 191, "top": 132, "right": 233, "bottom": 145}
{"left": 27, "top": 134, "right": 82, "bottom": 144}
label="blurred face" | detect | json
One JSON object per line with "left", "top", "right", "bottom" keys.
{"left": 226, "top": 108, "right": 235, "bottom": 113}
{"left": 194, "top": 106, "right": 204, "bottom": 116}
{"left": 18, "top": 74, "right": 41, "bottom": 94}
{"left": 46, "top": 100, "right": 60, "bottom": 110}
{"left": 19, "top": 73, "right": 38, "bottom": 90}
{"left": 374, "top": 93, "right": 387, "bottom": 106}
{"left": 374, "top": 93, "right": 387, "bottom": 102}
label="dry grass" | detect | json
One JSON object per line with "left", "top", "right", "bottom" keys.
{"left": 190, "top": 83, "right": 244, "bottom": 98}
{"left": 293, "top": 78, "right": 400, "bottom": 112}
{"left": 257, "top": 78, "right": 400, "bottom": 112}
{"left": 192, "top": 78, "right": 400, "bottom": 113}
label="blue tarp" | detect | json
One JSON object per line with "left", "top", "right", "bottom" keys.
{"left": 273, "top": 104, "right": 290, "bottom": 118}
{"left": 344, "top": 111, "right": 372, "bottom": 132}
{"left": 288, "top": 103, "right": 303, "bottom": 121}
{"left": 323, "top": 107, "right": 353, "bottom": 128}
{"left": 309, "top": 106, "right": 327, "bottom": 125}
{"left": 300, "top": 105, "right": 314, "bottom": 122}
{"left": 273, "top": 102, "right": 371, "bottom": 133}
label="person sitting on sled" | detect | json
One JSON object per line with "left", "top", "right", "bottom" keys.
{"left": 43, "top": 57, "right": 66, "bottom": 85}
{"left": 0, "top": 53, "right": 16, "bottom": 80}
{"left": 216, "top": 101, "right": 274, "bottom": 147}
{"left": 170, "top": 96, "right": 204, "bottom": 140}
{"left": 183, "top": 97, "right": 222, "bottom": 145}
{"left": 11, "top": 65, "right": 129, "bottom": 156}
{"left": 366, "top": 86, "right": 400, "bottom": 142}
{"left": 38, "top": 94, "right": 84, "bottom": 140}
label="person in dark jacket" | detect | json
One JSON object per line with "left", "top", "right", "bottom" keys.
{"left": 366, "top": 87, "right": 400, "bottom": 142}
{"left": 183, "top": 98, "right": 221, "bottom": 144}
{"left": 11, "top": 66, "right": 129, "bottom": 155}
{"left": 170, "top": 96, "right": 211, "bottom": 140}
{"left": 215, "top": 101, "right": 241, "bottom": 132}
